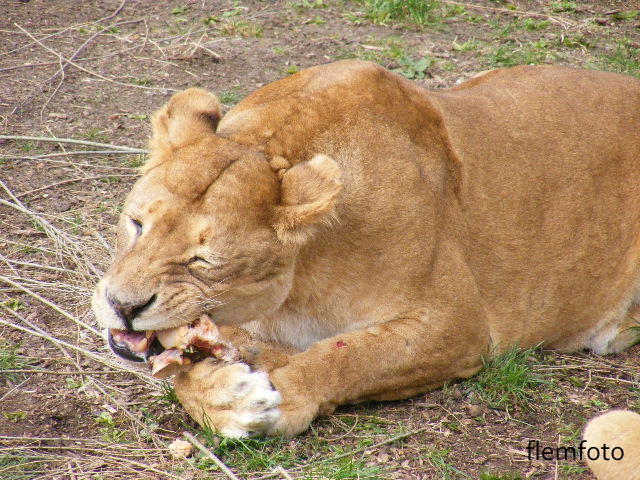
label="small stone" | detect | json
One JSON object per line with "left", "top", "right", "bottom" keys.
{"left": 595, "top": 18, "right": 608, "bottom": 25}
{"left": 468, "top": 404, "right": 483, "bottom": 417}
{"left": 168, "top": 438, "right": 193, "bottom": 459}
{"left": 376, "top": 452, "right": 390, "bottom": 463}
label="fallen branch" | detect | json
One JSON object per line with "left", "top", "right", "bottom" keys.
{"left": 0, "top": 45, "right": 141, "bottom": 74}
{"left": 0, "top": 369, "right": 121, "bottom": 375}
{"left": 0, "top": 135, "right": 147, "bottom": 153}
{"left": 183, "top": 432, "right": 241, "bottom": 480}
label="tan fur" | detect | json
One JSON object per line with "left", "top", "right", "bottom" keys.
{"left": 584, "top": 410, "right": 640, "bottom": 480}
{"left": 93, "top": 60, "right": 640, "bottom": 437}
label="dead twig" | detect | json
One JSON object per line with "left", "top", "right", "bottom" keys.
{"left": 0, "top": 369, "right": 121, "bottom": 375}
{"left": 0, "top": 275, "right": 100, "bottom": 337}
{"left": 0, "top": 316, "right": 159, "bottom": 386}
{"left": 183, "top": 431, "right": 241, "bottom": 480}
{"left": 16, "top": 173, "right": 137, "bottom": 198}
{"left": 273, "top": 465, "right": 295, "bottom": 480}
{"left": 41, "top": 18, "right": 143, "bottom": 114}
{"left": 14, "top": 23, "right": 178, "bottom": 94}
{"left": 0, "top": 135, "right": 147, "bottom": 152}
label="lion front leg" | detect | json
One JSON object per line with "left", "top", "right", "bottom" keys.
{"left": 175, "top": 310, "right": 489, "bottom": 437}
{"left": 267, "top": 310, "right": 490, "bottom": 436}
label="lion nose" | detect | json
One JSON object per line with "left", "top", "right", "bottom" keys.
{"left": 106, "top": 291, "right": 156, "bottom": 329}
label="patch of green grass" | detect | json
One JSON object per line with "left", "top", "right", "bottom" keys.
{"left": 0, "top": 342, "right": 38, "bottom": 382}
{"left": 452, "top": 38, "right": 482, "bottom": 52}
{"left": 203, "top": 15, "right": 220, "bottom": 25}
{"left": 559, "top": 463, "right": 588, "bottom": 476}
{"left": 221, "top": 20, "right": 263, "bottom": 37}
{"left": 222, "top": 2, "right": 246, "bottom": 18}
{"left": 523, "top": 18, "right": 550, "bottom": 31}
{"left": 308, "top": 15, "right": 326, "bottom": 25}
{"left": 557, "top": 422, "right": 581, "bottom": 444}
{"left": 125, "top": 113, "right": 148, "bottom": 120}
{"left": 361, "top": 0, "right": 442, "bottom": 27}
{"left": 1, "top": 299, "right": 25, "bottom": 311}
{"left": 124, "top": 154, "right": 145, "bottom": 168}
{"left": 305, "top": 456, "right": 385, "bottom": 479}
{"left": 29, "top": 218, "right": 46, "bottom": 233}
{"left": 291, "top": 0, "right": 329, "bottom": 9}
{"left": 479, "top": 473, "right": 523, "bottom": 480}
{"left": 0, "top": 454, "right": 43, "bottom": 480}
{"left": 393, "top": 56, "right": 433, "bottom": 79}
{"left": 551, "top": 1, "right": 577, "bottom": 13}
{"left": 79, "top": 127, "right": 109, "bottom": 142}
{"left": 595, "top": 40, "right": 640, "bottom": 77}
{"left": 285, "top": 65, "right": 300, "bottom": 75}
{"left": 343, "top": 11, "right": 366, "bottom": 25}
{"left": 422, "top": 448, "right": 468, "bottom": 479}
{"left": 463, "top": 346, "right": 550, "bottom": 409}
{"left": 611, "top": 10, "right": 639, "bottom": 21}
{"left": 557, "top": 34, "right": 591, "bottom": 49}
{"left": 172, "top": 5, "right": 188, "bottom": 15}
{"left": 488, "top": 41, "right": 553, "bottom": 67}
{"left": 17, "top": 141, "right": 36, "bottom": 152}
{"left": 157, "top": 380, "right": 180, "bottom": 406}
{"left": 94, "top": 411, "right": 127, "bottom": 443}
{"left": 194, "top": 413, "right": 389, "bottom": 478}
{"left": 337, "top": 37, "right": 433, "bottom": 79}
{"left": 441, "top": 61, "right": 456, "bottom": 71}
{"left": 218, "top": 86, "right": 244, "bottom": 106}
{"left": 2, "top": 411, "right": 27, "bottom": 422}
{"left": 99, "top": 175, "right": 120, "bottom": 184}
{"left": 129, "top": 77, "right": 151, "bottom": 86}
{"left": 67, "top": 213, "right": 84, "bottom": 234}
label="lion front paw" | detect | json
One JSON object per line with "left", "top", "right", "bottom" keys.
{"left": 174, "top": 360, "right": 281, "bottom": 438}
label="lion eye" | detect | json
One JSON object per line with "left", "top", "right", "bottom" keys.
{"left": 130, "top": 218, "right": 143, "bottom": 236}
{"left": 188, "top": 256, "right": 211, "bottom": 267}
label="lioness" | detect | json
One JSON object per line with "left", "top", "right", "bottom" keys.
{"left": 93, "top": 60, "right": 640, "bottom": 437}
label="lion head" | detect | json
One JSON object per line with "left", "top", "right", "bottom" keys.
{"left": 92, "top": 87, "right": 342, "bottom": 362}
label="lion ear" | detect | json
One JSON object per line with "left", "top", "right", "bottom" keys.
{"left": 273, "top": 154, "right": 343, "bottom": 244}
{"left": 149, "top": 88, "right": 221, "bottom": 155}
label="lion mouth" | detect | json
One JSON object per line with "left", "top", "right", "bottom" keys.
{"left": 108, "top": 315, "right": 237, "bottom": 378}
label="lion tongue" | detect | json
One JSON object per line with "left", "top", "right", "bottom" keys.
{"left": 111, "top": 329, "right": 149, "bottom": 353}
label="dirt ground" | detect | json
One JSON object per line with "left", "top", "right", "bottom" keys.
{"left": 1, "top": 0, "right": 639, "bottom": 479}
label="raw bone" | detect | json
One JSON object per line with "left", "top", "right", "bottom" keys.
{"left": 150, "top": 315, "right": 238, "bottom": 378}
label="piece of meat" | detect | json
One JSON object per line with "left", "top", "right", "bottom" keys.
{"left": 149, "top": 315, "right": 238, "bottom": 378}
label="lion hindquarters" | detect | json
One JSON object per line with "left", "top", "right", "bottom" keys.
{"left": 583, "top": 410, "right": 640, "bottom": 480}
